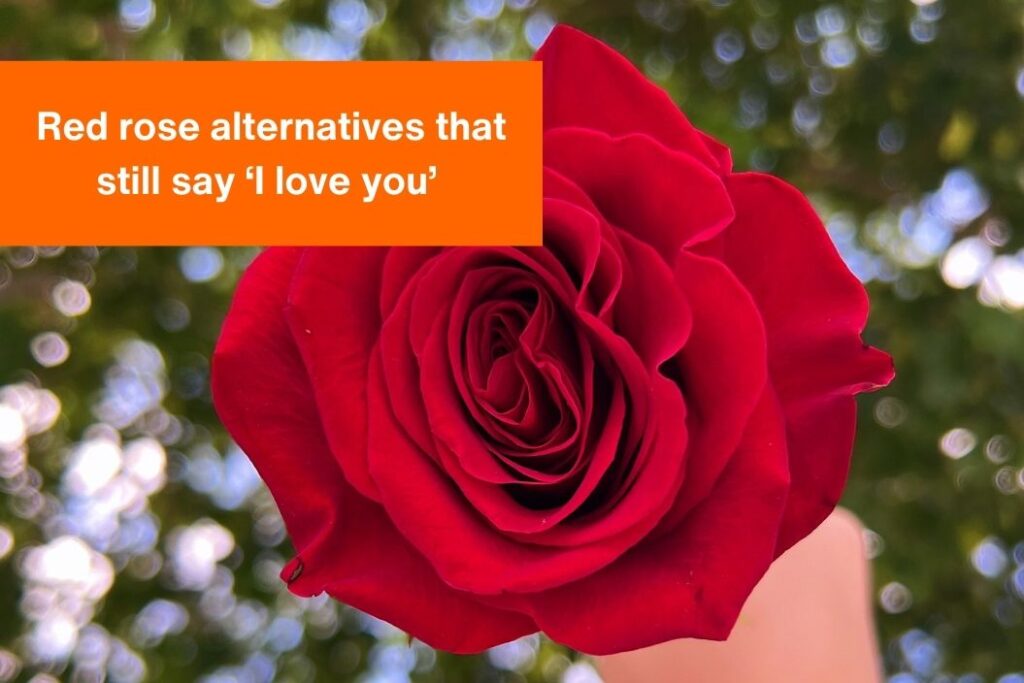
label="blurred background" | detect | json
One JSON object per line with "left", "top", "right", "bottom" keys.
{"left": 0, "top": 0, "right": 1023, "bottom": 681}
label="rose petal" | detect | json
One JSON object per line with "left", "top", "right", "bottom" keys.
{"left": 535, "top": 25, "right": 727, "bottom": 172}
{"left": 545, "top": 129, "right": 734, "bottom": 259}
{"left": 541, "top": 194, "right": 603, "bottom": 307}
{"left": 697, "top": 130, "right": 733, "bottom": 174}
{"left": 212, "top": 248, "right": 335, "bottom": 550}
{"left": 610, "top": 228, "right": 692, "bottom": 368}
{"left": 378, "top": 255, "right": 441, "bottom": 454}
{"left": 652, "top": 250, "right": 768, "bottom": 533}
{"left": 542, "top": 185, "right": 624, "bottom": 320}
{"left": 283, "top": 247, "right": 387, "bottom": 501}
{"left": 380, "top": 248, "right": 440, "bottom": 318}
{"left": 719, "top": 173, "right": 894, "bottom": 552}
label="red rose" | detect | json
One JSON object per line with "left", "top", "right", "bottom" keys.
{"left": 212, "top": 25, "right": 893, "bottom": 654}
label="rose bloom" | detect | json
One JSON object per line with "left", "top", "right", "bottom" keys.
{"left": 212, "top": 26, "right": 893, "bottom": 654}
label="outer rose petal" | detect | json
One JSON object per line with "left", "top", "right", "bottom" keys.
{"left": 511, "top": 389, "right": 791, "bottom": 654}
{"left": 284, "top": 247, "right": 387, "bottom": 501}
{"left": 211, "top": 248, "right": 536, "bottom": 653}
{"left": 697, "top": 130, "right": 733, "bottom": 173}
{"left": 535, "top": 25, "right": 728, "bottom": 173}
{"left": 212, "top": 248, "right": 339, "bottom": 552}
{"left": 719, "top": 173, "right": 894, "bottom": 552}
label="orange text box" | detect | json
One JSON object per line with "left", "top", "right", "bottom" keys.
{"left": 0, "top": 61, "right": 541, "bottom": 246}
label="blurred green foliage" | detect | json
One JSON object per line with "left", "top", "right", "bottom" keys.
{"left": 1, "top": 0, "right": 1024, "bottom": 681}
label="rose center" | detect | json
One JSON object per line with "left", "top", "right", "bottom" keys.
{"left": 461, "top": 276, "right": 585, "bottom": 473}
